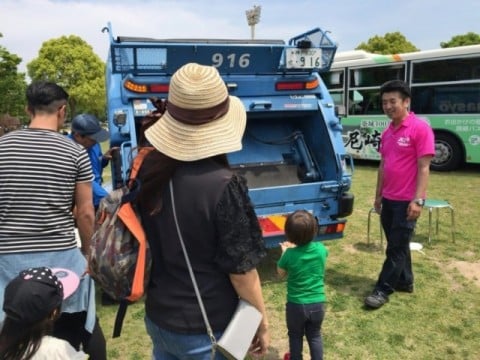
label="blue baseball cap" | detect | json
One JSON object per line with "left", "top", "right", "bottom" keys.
{"left": 72, "top": 113, "right": 109, "bottom": 143}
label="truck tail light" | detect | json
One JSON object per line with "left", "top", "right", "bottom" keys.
{"left": 320, "top": 222, "right": 346, "bottom": 234}
{"left": 275, "top": 78, "right": 319, "bottom": 91}
{"left": 124, "top": 80, "right": 169, "bottom": 94}
{"left": 150, "top": 84, "right": 169, "bottom": 93}
{"left": 124, "top": 80, "right": 148, "bottom": 93}
{"left": 258, "top": 215, "right": 345, "bottom": 237}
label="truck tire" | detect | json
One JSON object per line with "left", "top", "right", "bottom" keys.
{"left": 430, "top": 132, "right": 463, "bottom": 172}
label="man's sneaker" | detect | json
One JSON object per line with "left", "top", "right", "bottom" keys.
{"left": 364, "top": 290, "right": 389, "bottom": 309}
{"left": 394, "top": 284, "right": 414, "bottom": 293}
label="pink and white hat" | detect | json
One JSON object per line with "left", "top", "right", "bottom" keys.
{"left": 3, "top": 267, "right": 80, "bottom": 325}
{"left": 51, "top": 267, "right": 81, "bottom": 300}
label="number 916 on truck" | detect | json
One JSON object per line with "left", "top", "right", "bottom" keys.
{"left": 103, "top": 23, "right": 354, "bottom": 247}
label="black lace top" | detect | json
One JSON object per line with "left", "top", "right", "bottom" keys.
{"left": 214, "top": 174, "right": 266, "bottom": 273}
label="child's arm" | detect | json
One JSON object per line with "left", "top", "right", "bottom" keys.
{"left": 277, "top": 241, "right": 293, "bottom": 279}
{"left": 276, "top": 266, "right": 287, "bottom": 279}
{"left": 280, "top": 241, "right": 295, "bottom": 252}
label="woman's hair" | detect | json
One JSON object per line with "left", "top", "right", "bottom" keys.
{"left": 136, "top": 150, "right": 230, "bottom": 215}
{"left": 0, "top": 311, "right": 57, "bottom": 360}
{"left": 284, "top": 210, "right": 318, "bottom": 246}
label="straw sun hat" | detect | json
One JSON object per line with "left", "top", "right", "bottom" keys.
{"left": 145, "top": 63, "right": 247, "bottom": 161}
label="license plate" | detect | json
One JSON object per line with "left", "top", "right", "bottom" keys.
{"left": 286, "top": 48, "right": 322, "bottom": 69}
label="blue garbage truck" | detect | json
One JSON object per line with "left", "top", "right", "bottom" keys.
{"left": 103, "top": 22, "right": 354, "bottom": 247}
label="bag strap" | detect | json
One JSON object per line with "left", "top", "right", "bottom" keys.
{"left": 118, "top": 203, "right": 148, "bottom": 302}
{"left": 128, "top": 146, "right": 154, "bottom": 188}
{"left": 112, "top": 151, "right": 150, "bottom": 338}
{"left": 169, "top": 179, "right": 218, "bottom": 357}
{"left": 112, "top": 301, "right": 128, "bottom": 338}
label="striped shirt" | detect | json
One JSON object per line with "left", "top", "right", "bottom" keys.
{"left": 0, "top": 129, "right": 93, "bottom": 253}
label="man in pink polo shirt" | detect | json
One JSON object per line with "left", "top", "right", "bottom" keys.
{"left": 364, "top": 80, "right": 435, "bottom": 309}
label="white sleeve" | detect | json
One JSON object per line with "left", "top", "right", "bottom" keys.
{"left": 31, "top": 336, "right": 89, "bottom": 360}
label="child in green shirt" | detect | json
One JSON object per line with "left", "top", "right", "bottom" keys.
{"left": 277, "top": 210, "right": 328, "bottom": 360}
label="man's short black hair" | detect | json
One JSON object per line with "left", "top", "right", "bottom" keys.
{"left": 26, "top": 81, "right": 69, "bottom": 115}
{"left": 380, "top": 80, "right": 411, "bottom": 99}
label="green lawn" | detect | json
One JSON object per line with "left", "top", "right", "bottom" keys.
{"left": 96, "top": 161, "right": 480, "bottom": 360}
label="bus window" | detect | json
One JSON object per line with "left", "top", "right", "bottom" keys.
{"left": 330, "top": 92, "right": 344, "bottom": 106}
{"left": 411, "top": 87, "right": 434, "bottom": 113}
{"left": 348, "top": 89, "right": 382, "bottom": 115}
{"left": 412, "top": 84, "right": 480, "bottom": 114}
{"left": 412, "top": 56, "right": 480, "bottom": 83}
{"left": 350, "top": 64, "right": 405, "bottom": 87}
{"left": 323, "top": 69, "right": 344, "bottom": 89}
{"left": 348, "top": 90, "right": 363, "bottom": 114}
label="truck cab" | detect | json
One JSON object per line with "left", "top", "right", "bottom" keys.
{"left": 104, "top": 23, "right": 354, "bottom": 247}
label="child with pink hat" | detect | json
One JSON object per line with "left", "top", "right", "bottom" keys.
{"left": 0, "top": 267, "right": 87, "bottom": 359}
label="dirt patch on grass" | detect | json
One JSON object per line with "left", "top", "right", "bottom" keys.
{"left": 447, "top": 260, "right": 480, "bottom": 287}
{"left": 343, "top": 243, "right": 359, "bottom": 254}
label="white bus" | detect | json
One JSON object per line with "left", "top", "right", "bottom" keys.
{"left": 321, "top": 45, "right": 480, "bottom": 171}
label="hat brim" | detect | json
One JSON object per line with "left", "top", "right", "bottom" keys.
{"left": 51, "top": 268, "right": 80, "bottom": 299}
{"left": 87, "top": 128, "right": 110, "bottom": 143}
{"left": 145, "top": 96, "right": 246, "bottom": 161}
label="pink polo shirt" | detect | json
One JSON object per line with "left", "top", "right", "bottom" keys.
{"left": 379, "top": 112, "right": 435, "bottom": 201}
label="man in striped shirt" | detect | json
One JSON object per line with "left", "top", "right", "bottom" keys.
{"left": 0, "top": 81, "right": 106, "bottom": 359}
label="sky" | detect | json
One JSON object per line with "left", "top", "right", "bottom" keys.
{"left": 1, "top": 0, "right": 479, "bottom": 73}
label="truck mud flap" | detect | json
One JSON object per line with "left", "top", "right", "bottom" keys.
{"left": 337, "top": 192, "right": 354, "bottom": 218}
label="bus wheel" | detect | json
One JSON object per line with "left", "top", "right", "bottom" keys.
{"left": 431, "top": 133, "right": 462, "bottom": 172}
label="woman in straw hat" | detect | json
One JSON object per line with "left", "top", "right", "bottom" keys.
{"left": 135, "top": 63, "right": 270, "bottom": 359}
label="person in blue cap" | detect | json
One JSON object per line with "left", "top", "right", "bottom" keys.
{"left": 69, "top": 113, "right": 117, "bottom": 211}
{"left": 69, "top": 114, "right": 119, "bottom": 306}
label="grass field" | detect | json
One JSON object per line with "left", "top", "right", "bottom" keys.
{"left": 97, "top": 161, "right": 480, "bottom": 360}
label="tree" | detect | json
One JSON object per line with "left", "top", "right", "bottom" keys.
{"left": 0, "top": 33, "right": 27, "bottom": 121}
{"left": 355, "top": 32, "right": 419, "bottom": 54}
{"left": 27, "top": 35, "right": 106, "bottom": 120}
{"left": 440, "top": 32, "right": 480, "bottom": 48}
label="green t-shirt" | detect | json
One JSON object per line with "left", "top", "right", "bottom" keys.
{"left": 277, "top": 241, "right": 328, "bottom": 304}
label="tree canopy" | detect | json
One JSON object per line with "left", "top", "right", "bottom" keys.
{"left": 440, "top": 32, "right": 480, "bottom": 48}
{"left": 0, "top": 33, "right": 27, "bottom": 121}
{"left": 27, "top": 35, "right": 106, "bottom": 120}
{"left": 355, "top": 32, "right": 419, "bottom": 54}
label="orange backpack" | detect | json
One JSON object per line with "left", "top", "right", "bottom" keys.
{"left": 89, "top": 147, "right": 153, "bottom": 337}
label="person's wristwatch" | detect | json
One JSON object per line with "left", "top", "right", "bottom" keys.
{"left": 413, "top": 198, "right": 425, "bottom": 206}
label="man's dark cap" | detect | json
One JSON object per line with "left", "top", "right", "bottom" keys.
{"left": 72, "top": 113, "right": 109, "bottom": 143}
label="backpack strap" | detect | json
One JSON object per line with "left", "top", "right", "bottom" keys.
{"left": 111, "top": 148, "right": 152, "bottom": 338}
{"left": 113, "top": 300, "right": 129, "bottom": 338}
{"left": 109, "top": 202, "right": 147, "bottom": 339}
{"left": 127, "top": 146, "right": 154, "bottom": 188}
{"left": 118, "top": 203, "right": 148, "bottom": 302}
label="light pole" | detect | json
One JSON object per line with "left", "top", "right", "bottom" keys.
{"left": 245, "top": 5, "right": 261, "bottom": 40}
